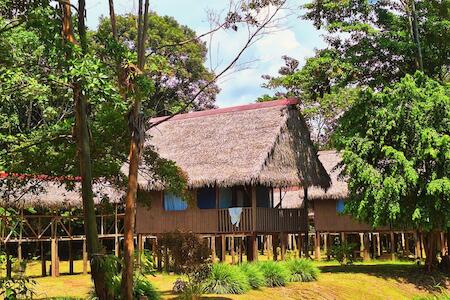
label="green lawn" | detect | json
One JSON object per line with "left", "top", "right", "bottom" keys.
{"left": 10, "top": 259, "right": 450, "bottom": 299}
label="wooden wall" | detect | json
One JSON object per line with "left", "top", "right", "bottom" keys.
{"left": 313, "top": 198, "right": 373, "bottom": 232}
{"left": 136, "top": 190, "right": 218, "bottom": 234}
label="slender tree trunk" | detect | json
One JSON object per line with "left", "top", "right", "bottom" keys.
{"left": 303, "top": 187, "right": 309, "bottom": 258}
{"left": 62, "top": 1, "right": 113, "bottom": 298}
{"left": 121, "top": 1, "right": 150, "bottom": 299}
{"left": 410, "top": 0, "right": 423, "bottom": 71}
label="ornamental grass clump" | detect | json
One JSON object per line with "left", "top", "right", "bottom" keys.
{"left": 203, "top": 263, "right": 250, "bottom": 294}
{"left": 285, "top": 259, "right": 320, "bottom": 282}
{"left": 256, "top": 261, "right": 290, "bottom": 287}
{"left": 239, "top": 263, "right": 265, "bottom": 289}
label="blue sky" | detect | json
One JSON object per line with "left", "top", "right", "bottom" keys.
{"left": 85, "top": 0, "right": 326, "bottom": 107}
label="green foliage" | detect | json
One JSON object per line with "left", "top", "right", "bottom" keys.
{"left": 0, "top": 276, "right": 36, "bottom": 300}
{"left": 239, "top": 262, "right": 265, "bottom": 289}
{"left": 331, "top": 242, "right": 357, "bottom": 266}
{"left": 135, "top": 249, "right": 156, "bottom": 275}
{"left": 256, "top": 261, "right": 290, "bottom": 287}
{"left": 157, "top": 231, "right": 211, "bottom": 274}
{"left": 285, "top": 259, "right": 320, "bottom": 282}
{"left": 203, "top": 263, "right": 250, "bottom": 294}
{"left": 334, "top": 72, "right": 450, "bottom": 231}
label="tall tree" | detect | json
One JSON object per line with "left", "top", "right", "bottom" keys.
{"left": 334, "top": 72, "right": 450, "bottom": 270}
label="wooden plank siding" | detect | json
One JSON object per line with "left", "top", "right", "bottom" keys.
{"left": 136, "top": 190, "right": 307, "bottom": 234}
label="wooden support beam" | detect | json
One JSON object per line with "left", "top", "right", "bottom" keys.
{"left": 251, "top": 186, "right": 257, "bottom": 232}
{"left": 359, "top": 233, "right": 364, "bottom": 258}
{"left": 82, "top": 239, "right": 88, "bottom": 275}
{"left": 41, "top": 241, "right": 46, "bottom": 277}
{"left": 376, "top": 233, "right": 381, "bottom": 257}
{"left": 272, "top": 234, "right": 279, "bottom": 261}
{"left": 239, "top": 237, "right": 243, "bottom": 263}
{"left": 404, "top": 232, "right": 410, "bottom": 257}
{"left": 164, "top": 246, "right": 169, "bottom": 272}
{"left": 314, "top": 231, "right": 321, "bottom": 261}
{"left": 68, "top": 221, "right": 73, "bottom": 275}
{"left": 323, "top": 233, "right": 328, "bottom": 259}
{"left": 363, "top": 233, "right": 370, "bottom": 261}
{"left": 281, "top": 233, "right": 286, "bottom": 261}
{"left": 297, "top": 233, "right": 302, "bottom": 258}
{"left": 253, "top": 235, "right": 258, "bottom": 261}
{"left": 390, "top": 231, "right": 396, "bottom": 260}
{"left": 114, "top": 204, "right": 119, "bottom": 257}
{"left": 137, "top": 234, "right": 144, "bottom": 266}
{"left": 51, "top": 222, "right": 59, "bottom": 277}
{"left": 211, "top": 236, "right": 216, "bottom": 263}
{"left": 231, "top": 236, "right": 235, "bottom": 264}
{"left": 221, "top": 235, "right": 226, "bottom": 262}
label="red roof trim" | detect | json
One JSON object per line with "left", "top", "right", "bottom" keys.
{"left": 150, "top": 98, "right": 298, "bottom": 123}
{"left": 0, "top": 172, "right": 81, "bottom": 182}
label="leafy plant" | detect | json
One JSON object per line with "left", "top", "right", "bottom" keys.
{"left": 331, "top": 243, "right": 357, "bottom": 266}
{"left": 239, "top": 263, "right": 265, "bottom": 289}
{"left": 203, "top": 263, "right": 250, "bottom": 294}
{"left": 135, "top": 249, "right": 156, "bottom": 275}
{"left": 285, "top": 259, "right": 320, "bottom": 282}
{"left": 0, "top": 276, "right": 36, "bottom": 300}
{"left": 256, "top": 261, "right": 290, "bottom": 287}
{"left": 157, "top": 231, "right": 211, "bottom": 274}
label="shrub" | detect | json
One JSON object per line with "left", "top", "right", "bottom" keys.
{"left": 239, "top": 263, "right": 265, "bottom": 289}
{"left": 136, "top": 249, "right": 156, "bottom": 275}
{"left": 0, "top": 277, "right": 36, "bottom": 300}
{"left": 285, "top": 259, "right": 320, "bottom": 282}
{"left": 158, "top": 231, "right": 211, "bottom": 273}
{"left": 331, "top": 242, "right": 357, "bottom": 265}
{"left": 256, "top": 261, "right": 290, "bottom": 287}
{"left": 203, "top": 264, "right": 250, "bottom": 294}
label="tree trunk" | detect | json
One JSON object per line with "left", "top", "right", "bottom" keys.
{"left": 62, "top": 1, "right": 113, "bottom": 298}
{"left": 303, "top": 187, "right": 309, "bottom": 258}
{"left": 424, "top": 231, "right": 439, "bottom": 272}
{"left": 121, "top": 1, "right": 149, "bottom": 298}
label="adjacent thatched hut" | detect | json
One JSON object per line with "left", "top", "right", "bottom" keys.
{"left": 135, "top": 99, "right": 330, "bottom": 245}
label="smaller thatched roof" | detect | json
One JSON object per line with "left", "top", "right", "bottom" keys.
{"left": 135, "top": 99, "right": 331, "bottom": 190}
{"left": 272, "top": 151, "right": 348, "bottom": 208}
{"left": 308, "top": 150, "right": 348, "bottom": 200}
{"left": 0, "top": 177, "right": 124, "bottom": 208}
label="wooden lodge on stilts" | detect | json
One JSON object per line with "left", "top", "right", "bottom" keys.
{"left": 133, "top": 99, "right": 331, "bottom": 263}
{"left": 0, "top": 178, "right": 125, "bottom": 277}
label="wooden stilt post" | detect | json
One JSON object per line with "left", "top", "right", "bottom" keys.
{"left": 253, "top": 235, "right": 258, "bottom": 261}
{"left": 82, "top": 238, "right": 88, "bottom": 275}
{"left": 5, "top": 246, "right": 12, "bottom": 279}
{"left": 114, "top": 204, "right": 119, "bottom": 257}
{"left": 281, "top": 233, "right": 286, "bottom": 261}
{"left": 375, "top": 233, "right": 380, "bottom": 257}
{"left": 440, "top": 232, "right": 446, "bottom": 256}
{"left": 363, "top": 233, "right": 370, "bottom": 261}
{"left": 211, "top": 236, "right": 216, "bottom": 263}
{"left": 401, "top": 232, "right": 406, "bottom": 257}
{"left": 272, "top": 233, "right": 279, "bottom": 261}
{"left": 68, "top": 221, "right": 73, "bottom": 275}
{"left": 156, "top": 238, "right": 162, "bottom": 272}
{"left": 164, "top": 245, "right": 169, "bottom": 273}
{"left": 327, "top": 233, "right": 332, "bottom": 260}
{"left": 137, "top": 234, "right": 144, "bottom": 266}
{"left": 41, "top": 241, "right": 46, "bottom": 277}
{"left": 359, "top": 233, "right": 364, "bottom": 258}
{"left": 405, "top": 232, "right": 410, "bottom": 257}
{"left": 323, "top": 233, "right": 328, "bottom": 259}
{"left": 297, "top": 233, "right": 303, "bottom": 258}
{"left": 267, "top": 235, "right": 272, "bottom": 260}
{"left": 315, "top": 231, "right": 321, "bottom": 260}
{"left": 51, "top": 221, "right": 59, "bottom": 277}
{"left": 239, "top": 237, "right": 244, "bottom": 263}
{"left": 221, "top": 235, "right": 226, "bottom": 262}
{"left": 390, "top": 231, "right": 396, "bottom": 260}
{"left": 231, "top": 236, "right": 236, "bottom": 264}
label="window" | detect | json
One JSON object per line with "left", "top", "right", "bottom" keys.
{"left": 336, "top": 199, "right": 345, "bottom": 214}
{"left": 197, "top": 187, "right": 216, "bottom": 209}
{"left": 163, "top": 192, "right": 188, "bottom": 211}
{"left": 256, "top": 186, "right": 271, "bottom": 208}
{"left": 219, "top": 187, "right": 232, "bottom": 208}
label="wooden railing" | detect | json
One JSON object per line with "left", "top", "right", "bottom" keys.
{"left": 217, "top": 208, "right": 253, "bottom": 233}
{"left": 217, "top": 208, "right": 305, "bottom": 233}
{"left": 255, "top": 208, "right": 305, "bottom": 232}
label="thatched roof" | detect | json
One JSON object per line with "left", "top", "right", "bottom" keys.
{"left": 138, "top": 99, "right": 331, "bottom": 190}
{"left": 0, "top": 178, "right": 124, "bottom": 208}
{"left": 276, "top": 150, "right": 348, "bottom": 208}
{"left": 308, "top": 150, "right": 348, "bottom": 200}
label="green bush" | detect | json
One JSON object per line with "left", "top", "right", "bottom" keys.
{"left": 203, "top": 263, "right": 250, "bottom": 294}
{"left": 90, "top": 272, "right": 160, "bottom": 300}
{"left": 239, "top": 263, "right": 265, "bottom": 289}
{"left": 285, "top": 259, "right": 320, "bottom": 282}
{"left": 256, "top": 261, "right": 290, "bottom": 287}
{"left": 331, "top": 242, "right": 357, "bottom": 265}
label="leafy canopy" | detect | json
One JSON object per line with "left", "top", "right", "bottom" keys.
{"left": 334, "top": 72, "right": 450, "bottom": 230}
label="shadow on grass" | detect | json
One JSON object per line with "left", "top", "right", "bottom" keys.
{"left": 319, "top": 263, "right": 449, "bottom": 293}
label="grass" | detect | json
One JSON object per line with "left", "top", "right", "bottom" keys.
{"left": 5, "top": 258, "right": 450, "bottom": 299}
{"left": 285, "top": 258, "right": 320, "bottom": 282}
{"left": 203, "top": 263, "right": 250, "bottom": 294}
